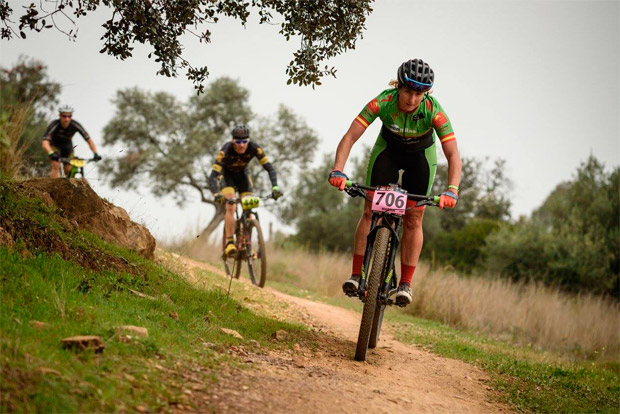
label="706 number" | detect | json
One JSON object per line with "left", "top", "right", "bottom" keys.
{"left": 375, "top": 191, "right": 405, "bottom": 208}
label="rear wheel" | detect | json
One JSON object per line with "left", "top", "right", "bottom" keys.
{"left": 355, "top": 227, "right": 389, "bottom": 361}
{"left": 246, "top": 219, "right": 266, "bottom": 287}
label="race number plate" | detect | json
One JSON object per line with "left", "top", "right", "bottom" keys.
{"left": 371, "top": 188, "right": 406, "bottom": 215}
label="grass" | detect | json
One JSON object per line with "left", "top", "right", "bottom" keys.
{"left": 0, "top": 245, "right": 312, "bottom": 412}
{"left": 0, "top": 181, "right": 314, "bottom": 412}
{"left": 0, "top": 100, "right": 35, "bottom": 180}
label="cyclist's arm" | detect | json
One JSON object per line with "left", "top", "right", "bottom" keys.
{"left": 441, "top": 140, "right": 462, "bottom": 192}
{"left": 261, "top": 162, "right": 278, "bottom": 187}
{"left": 71, "top": 120, "right": 91, "bottom": 142}
{"left": 254, "top": 144, "right": 278, "bottom": 187}
{"left": 41, "top": 121, "right": 57, "bottom": 154}
{"left": 333, "top": 121, "right": 366, "bottom": 170}
{"left": 430, "top": 99, "right": 461, "bottom": 190}
{"left": 86, "top": 138, "right": 98, "bottom": 154}
{"left": 208, "top": 167, "right": 221, "bottom": 194}
{"left": 42, "top": 139, "right": 53, "bottom": 154}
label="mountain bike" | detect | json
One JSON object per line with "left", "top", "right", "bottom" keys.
{"left": 343, "top": 178, "right": 440, "bottom": 362}
{"left": 58, "top": 156, "right": 98, "bottom": 178}
{"left": 221, "top": 195, "right": 273, "bottom": 288}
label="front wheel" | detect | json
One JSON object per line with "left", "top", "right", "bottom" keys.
{"left": 222, "top": 226, "right": 242, "bottom": 279}
{"left": 355, "top": 227, "right": 389, "bottom": 361}
{"left": 368, "top": 304, "right": 386, "bottom": 349}
{"left": 246, "top": 218, "right": 267, "bottom": 287}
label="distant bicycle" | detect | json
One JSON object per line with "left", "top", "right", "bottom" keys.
{"left": 58, "top": 156, "right": 99, "bottom": 178}
{"left": 222, "top": 195, "right": 275, "bottom": 288}
{"left": 343, "top": 178, "right": 440, "bottom": 361}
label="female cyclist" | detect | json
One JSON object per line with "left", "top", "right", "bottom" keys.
{"left": 328, "top": 58, "right": 462, "bottom": 306}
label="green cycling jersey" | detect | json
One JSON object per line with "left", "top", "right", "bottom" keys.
{"left": 355, "top": 88, "right": 456, "bottom": 152}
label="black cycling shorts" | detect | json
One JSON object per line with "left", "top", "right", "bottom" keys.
{"left": 221, "top": 169, "right": 254, "bottom": 195}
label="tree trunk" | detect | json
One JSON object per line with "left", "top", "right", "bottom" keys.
{"left": 199, "top": 204, "right": 225, "bottom": 243}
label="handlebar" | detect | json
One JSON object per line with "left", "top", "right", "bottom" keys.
{"left": 344, "top": 180, "right": 440, "bottom": 207}
{"left": 58, "top": 157, "right": 99, "bottom": 164}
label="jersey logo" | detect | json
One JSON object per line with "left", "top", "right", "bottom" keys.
{"left": 368, "top": 99, "right": 379, "bottom": 115}
{"left": 433, "top": 112, "right": 448, "bottom": 127}
{"left": 380, "top": 94, "right": 393, "bottom": 102}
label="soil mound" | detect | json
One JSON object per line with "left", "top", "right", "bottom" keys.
{"left": 15, "top": 178, "right": 156, "bottom": 259}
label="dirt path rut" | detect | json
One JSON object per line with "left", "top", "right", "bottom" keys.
{"left": 175, "top": 255, "right": 511, "bottom": 414}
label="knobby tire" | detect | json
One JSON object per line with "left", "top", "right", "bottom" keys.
{"left": 368, "top": 304, "right": 386, "bottom": 349}
{"left": 223, "top": 227, "right": 241, "bottom": 279}
{"left": 355, "top": 227, "right": 390, "bottom": 361}
{"left": 247, "top": 219, "right": 267, "bottom": 288}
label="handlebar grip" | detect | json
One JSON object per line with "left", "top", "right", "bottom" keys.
{"left": 345, "top": 180, "right": 353, "bottom": 188}
{"left": 433, "top": 195, "right": 440, "bottom": 203}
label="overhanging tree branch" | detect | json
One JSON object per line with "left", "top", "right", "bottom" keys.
{"left": 0, "top": 0, "right": 374, "bottom": 92}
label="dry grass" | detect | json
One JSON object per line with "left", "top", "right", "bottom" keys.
{"left": 0, "top": 100, "right": 35, "bottom": 180}
{"left": 409, "top": 266, "right": 619, "bottom": 361}
{"left": 169, "top": 235, "right": 619, "bottom": 362}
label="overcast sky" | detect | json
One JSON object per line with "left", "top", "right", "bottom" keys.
{"left": 2, "top": 0, "right": 619, "bottom": 242}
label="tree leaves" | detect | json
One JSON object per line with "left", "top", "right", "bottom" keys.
{"left": 1, "top": 0, "right": 374, "bottom": 91}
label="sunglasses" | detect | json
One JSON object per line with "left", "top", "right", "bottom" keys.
{"left": 60, "top": 114, "right": 72, "bottom": 118}
{"left": 403, "top": 74, "right": 433, "bottom": 92}
{"left": 234, "top": 139, "right": 249, "bottom": 144}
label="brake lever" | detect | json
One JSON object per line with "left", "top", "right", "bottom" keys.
{"left": 344, "top": 186, "right": 367, "bottom": 199}
{"left": 415, "top": 199, "right": 438, "bottom": 208}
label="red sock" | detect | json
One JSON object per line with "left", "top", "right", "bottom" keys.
{"left": 400, "top": 264, "right": 416, "bottom": 286}
{"left": 351, "top": 254, "right": 364, "bottom": 276}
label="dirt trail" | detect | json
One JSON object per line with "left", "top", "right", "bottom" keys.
{"left": 173, "top": 254, "right": 511, "bottom": 414}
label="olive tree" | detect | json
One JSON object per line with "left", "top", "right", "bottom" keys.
{"left": 100, "top": 77, "right": 318, "bottom": 238}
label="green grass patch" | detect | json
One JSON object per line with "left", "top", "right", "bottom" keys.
{"left": 0, "top": 244, "right": 311, "bottom": 412}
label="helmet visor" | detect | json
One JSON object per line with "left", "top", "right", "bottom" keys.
{"left": 403, "top": 74, "right": 433, "bottom": 92}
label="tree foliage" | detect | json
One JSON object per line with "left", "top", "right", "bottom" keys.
{"left": 484, "top": 155, "right": 619, "bottom": 298}
{"left": 0, "top": 0, "right": 374, "bottom": 92}
{"left": 0, "top": 56, "right": 61, "bottom": 176}
{"left": 421, "top": 156, "right": 512, "bottom": 272}
{"left": 99, "top": 77, "right": 319, "bottom": 237}
{"left": 279, "top": 153, "right": 367, "bottom": 252}
{"left": 428, "top": 156, "right": 513, "bottom": 232}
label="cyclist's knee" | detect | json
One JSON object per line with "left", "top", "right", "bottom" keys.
{"left": 403, "top": 210, "right": 424, "bottom": 231}
{"left": 50, "top": 162, "right": 61, "bottom": 177}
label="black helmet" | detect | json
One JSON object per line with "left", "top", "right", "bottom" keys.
{"left": 231, "top": 124, "right": 249, "bottom": 139}
{"left": 397, "top": 59, "right": 434, "bottom": 92}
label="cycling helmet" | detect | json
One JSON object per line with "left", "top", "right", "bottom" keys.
{"left": 231, "top": 124, "right": 249, "bottom": 139}
{"left": 397, "top": 59, "right": 434, "bottom": 92}
{"left": 58, "top": 104, "right": 74, "bottom": 114}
